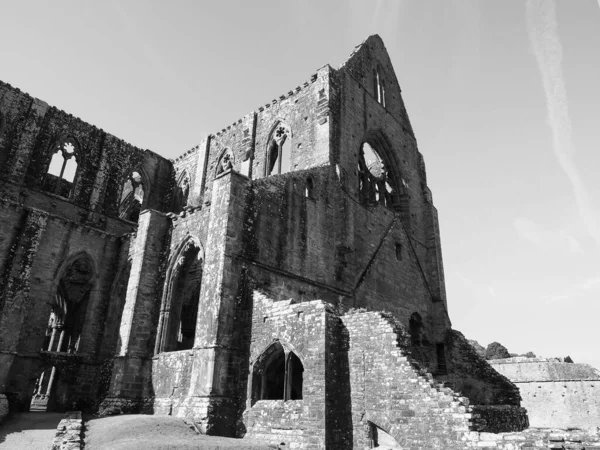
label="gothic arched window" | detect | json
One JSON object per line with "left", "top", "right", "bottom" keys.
{"left": 155, "top": 239, "right": 203, "bottom": 353}
{"left": 44, "top": 137, "right": 79, "bottom": 198}
{"left": 266, "top": 123, "right": 291, "bottom": 176}
{"left": 174, "top": 172, "right": 190, "bottom": 213}
{"left": 216, "top": 148, "right": 234, "bottom": 177}
{"left": 357, "top": 142, "right": 395, "bottom": 208}
{"left": 119, "top": 171, "right": 145, "bottom": 222}
{"left": 252, "top": 342, "right": 304, "bottom": 402}
{"left": 373, "top": 67, "right": 386, "bottom": 107}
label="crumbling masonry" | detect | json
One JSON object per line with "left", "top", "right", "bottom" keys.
{"left": 4, "top": 35, "right": 593, "bottom": 449}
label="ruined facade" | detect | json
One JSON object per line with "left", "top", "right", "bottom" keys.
{"left": 0, "top": 36, "right": 537, "bottom": 448}
{"left": 490, "top": 357, "right": 600, "bottom": 429}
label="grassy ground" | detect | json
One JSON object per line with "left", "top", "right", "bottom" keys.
{"left": 0, "top": 412, "right": 64, "bottom": 450}
{"left": 84, "top": 414, "right": 281, "bottom": 450}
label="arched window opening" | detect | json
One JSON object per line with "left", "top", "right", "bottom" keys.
{"left": 358, "top": 142, "right": 397, "bottom": 209}
{"left": 369, "top": 422, "right": 402, "bottom": 448}
{"left": 32, "top": 254, "right": 94, "bottom": 410}
{"left": 44, "top": 137, "right": 79, "bottom": 198}
{"left": 373, "top": 67, "right": 386, "bottom": 107}
{"left": 266, "top": 123, "right": 291, "bottom": 176}
{"left": 252, "top": 342, "right": 304, "bottom": 402}
{"left": 305, "top": 177, "right": 314, "bottom": 199}
{"left": 156, "top": 240, "right": 202, "bottom": 353}
{"left": 262, "top": 345, "right": 286, "bottom": 400}
{"left": 436, "top": 343, "right": 448, "bottom": 375}
{"left": 216, "top": 149, "right": 234, "bottom": 177}
{"left": 286, "top": 352, "right": 304, "bottom": 400}
{"left": 173, "top": 172, "right": 190, "bottom": 213}
{"left": 409, "top": 312, "right": 424, "bottom": 346}
{"left": 119, "top": 171, "right": 144, "bottom": 222}
{"left": 395, "top": 243, "right": 402, "bottom": 261}
{"left": 31, "top": 365, "right": 55, "bottom": 411}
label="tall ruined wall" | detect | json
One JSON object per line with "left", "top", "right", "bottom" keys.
{"left": 0, "top": 80, "right": 175, "bottom": 412}
{"left": 243, "top": 296, "right": 331, "bottom": 449}
{"left": 334, "top": 36, "right": 447, "bottom": 312}
{"left": 491, "top": 358, "right": 600, "bottom": 429}
{"left": 342, "top": 310, "right": 473, "bottom": 449}
{"left": 242, "top": 165, "right": 445, "bottom": 372}
{"left": 0, "top": 81, "right": 173, "bottom": 218}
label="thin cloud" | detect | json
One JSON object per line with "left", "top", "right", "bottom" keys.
{"left": 543, "top": 275, "right": 600, "bottom": 303}
{"left": 513, "top": 217, "right": 583, "bottom": 254}
{"left": 455, "top": 272, "right": 497, "bottom": 299}
{"left": 526, "top": 0, "right": 600, "bottom": 246}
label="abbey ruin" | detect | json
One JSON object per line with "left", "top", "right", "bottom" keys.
{"left": 0, "top": 35, "right": 598, "bottom": 449}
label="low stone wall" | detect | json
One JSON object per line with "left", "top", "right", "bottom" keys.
{"left": 462, "top": 427, "right": 600, "bottom": 449}
{"left": 244, "top": 400, "right": 306, "bottom": 447}
{"left": 51, "top": 411, "right": 84, "bottom": 450}
{"left": 471, "top": 405, "right": 529, "bottom": 433}
{"left": 490, "top": 358, "right": 600, "bottom": 428}
{"left": 98, "top": 396, "right": 154, "bottom": 416}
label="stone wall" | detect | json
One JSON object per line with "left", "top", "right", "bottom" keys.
{"left": 52, "top": 410, "right": 84, "bottom": 450}
{"left": 0, "top": 79, "right": 173, "bottom": 412}
{"left": 462, "top": 428, "right": 600, "bottom": 449}
{"left": 441, "top": 330, "right": 523, "bottom": 406}
{"left": 491, "top": 357, "right": 600, "bottom": 429}
{"left": 243, "top": 296, "right": 331, "bottom": 450}
{"left": 0, "top": 80, "right": 173, "bottom": 218}
{"left": 342, "top": 310, "right": 474, "bottom": 449}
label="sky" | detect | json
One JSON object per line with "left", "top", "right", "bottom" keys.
{"left": 2, "top": 1, "right": 599, "bottom": 369}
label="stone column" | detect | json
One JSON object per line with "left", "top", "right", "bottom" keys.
{"left": 187, "top": 170, "right": 249, "bottom": 435}
{"left": 105, "top": 209, "right": 170, "bottom": 404}
{"left": 191, "top": 137, "right": 210, "bottom": 205}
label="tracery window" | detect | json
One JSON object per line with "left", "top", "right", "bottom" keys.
{"left": 32, "top": 254, "right": 93, "bottom": 411}
{"left": 119, "top": 171, "right": 145, "bottom": 222}
{"left": 252, "top": 342, "right": 304, "bottom": 401}
{"left": 155, "top": 239, "right": 202, "bottom": 353}
{"left": 216, "top": 148, "right": 234, "bottom": 177}
{"left": 44, "top": 137, "right": 79, "bottom": 198}
{"left": 357, "top": 142, "right": 395, "bottom": 208}
{"left": 266, "top": 123, "right": 291, "bottom": 175}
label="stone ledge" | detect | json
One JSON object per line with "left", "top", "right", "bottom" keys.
{"left": 51, "top": 410, "right": 83, "bottom": 450}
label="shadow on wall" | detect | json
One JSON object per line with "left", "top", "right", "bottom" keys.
{"left": 439, "top": 329, "right": 522, "bottom": 406}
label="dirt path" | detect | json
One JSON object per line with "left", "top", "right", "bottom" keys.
{"left": 0, "top": 412, "right": 63, "bottom": 449}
